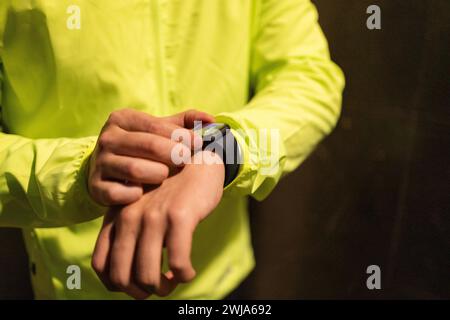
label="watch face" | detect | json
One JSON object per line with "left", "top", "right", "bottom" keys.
{"left": 201, "top": 123, "right": 228, "bottom": 138}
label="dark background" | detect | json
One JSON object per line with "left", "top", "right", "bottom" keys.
{"left": 0, "top": 0, "right": 449, "bottom": 299}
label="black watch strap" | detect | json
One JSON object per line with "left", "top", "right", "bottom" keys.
{"left": 201, "top": 123, "right": 241, "bottom": 187}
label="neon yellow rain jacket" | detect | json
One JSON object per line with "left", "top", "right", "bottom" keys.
{"left": 0, "top": 0, "right": 344, "bottom": 299}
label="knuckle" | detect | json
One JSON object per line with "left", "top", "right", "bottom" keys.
{"left": 107, "top": 111, "right": 122, "bottom": 124}
{"left": 167, "top": 207, "right": 188, "bottom": 225}
{"left": 125, "top": 161, "right": 143, "bottom": 180}
{"left": 145, "top": 120, "right": 157, "bottom": 133}
{"left": 110, "top": 273, "right": 129, "bottom": 289}
{"left": 90, "top": 183, "right": 106, "bottom": 205}
{"left": 98, "top": 131, "right": 114, "bottom": 149}
{"left": 157, "top": 165, "right": 170, "bottom": 181}
{"left": 95, "top": 153, "right": 111, "bottom": 167}
{"left": 107, "top": 108, "right": 133, "bottom": 125}
{"left": 143, "top": 210, "right": 162, "bottom": 226}
{"left": 91, "top": 257, "right": 103, "bottom": 275}
{"left": 169, "top": 257, "right": 188, "bottom": 274}
{"left": 119, "top": 208, "right": 140, "bottom": 226}
{"left": 142, "top": 138, "right": 157, "bottom": 153}
{"left": 89, "top": 179, "right": 102, "bottom": 192}
{"left": 103, "top": 187, "right": 119, "bottom": 203}
{"left": 136, "top": 273, "right": 159, "bottom": 289}
{"left": 146, "top": 164, "right": 170, "bottom": 183}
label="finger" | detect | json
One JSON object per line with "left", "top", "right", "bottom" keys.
{"left": 134, "top": 211, "right": 165, "bottom": 294}
{"left": 93, "top": 207, "right": 149, "bottom": 300}
{"left": 110, "top": 130, "right": 191, "bottom": 167}
{"left": 108, "top": 207, "right": 141, "bottom": 292}
{"left": 122, "top": 283, "right": 151, "bottom": 300}
{"left": 107, "top": 109, "right": 208, "bottom": 147}
{"left": 109, "top": 109, "right": 181, "bottom": 136}
{"left": 165, "top": 110, "right": 214, "bottom": 148}
{"left": 91, "top": 209, "right": 117, "bottom": 292}
{"left": 110, "top": 108, "right": 197, "bottom": 146}
{"left": 166, "top": 222, "right": 196, "bottom": 283}
{"left": 165, "top": 109, "right": 215, "bottom": 128}
{"left": 154, "top": 271, "right": 179, "bottom": 297}
{"left": 170, "top": 125, "right": 203, "bottom": 152}
{"left": 101, "top": 154, "right": 169, "bottom": 184}
{"left": 126, "top": 114, "right": 199, "bottom": 149}
{"left": 91, "top": 179, "right": 143, "bottom": 205}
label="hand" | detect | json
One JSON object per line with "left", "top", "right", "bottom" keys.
{"left": 88, "top": 108, "right": 214, "bottom": 206}
{"left": 91, "top": 151, "right": 225, "bottom": 299}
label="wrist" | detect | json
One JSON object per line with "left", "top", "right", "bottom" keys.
{"left": 199, "top": 123, "right": 241, "bottom": 187}
{"left": 186, "top": 151, "right": 225, "bottom": 184}
{"left": 191, "top": 150, "right": 224, "bottom": 165}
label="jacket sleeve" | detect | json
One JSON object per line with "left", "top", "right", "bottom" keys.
{"left": 0, "top": 66, "right": 106, "bottom": 228}
{"left": 216, "top": 0, "right": 345, "bottom": 200}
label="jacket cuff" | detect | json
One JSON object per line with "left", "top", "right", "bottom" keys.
{"left": 71, "top": 137, "right": 107, "bottom": 222}
{"left": 215, "top": 112, "right": 282, "bottom": 200}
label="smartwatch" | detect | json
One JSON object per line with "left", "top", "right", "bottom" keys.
{"left": 200, "top": 123, "right": 241, "bottom": 187}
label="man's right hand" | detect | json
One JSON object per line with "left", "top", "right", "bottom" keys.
{"left": 88, "top": 108, "right": 213, "bottom": 206}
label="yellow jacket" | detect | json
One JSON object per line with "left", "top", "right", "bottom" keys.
{"left": 0, "top": 0, "right": 344, "bottom": 299}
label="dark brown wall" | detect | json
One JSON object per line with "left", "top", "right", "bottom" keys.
{"left": 234, "top": 0, "right": 450, "bottom": 299}
{"left": 0, "top": 0, "right": 449, "bottom": 299}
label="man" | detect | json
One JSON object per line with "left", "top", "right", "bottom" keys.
{"left": 0, "top": 0, "right": 344, "bottom": 299}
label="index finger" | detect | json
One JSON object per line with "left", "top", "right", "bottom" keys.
{"left": 111, "top": 109, "right": 200, "bottom": 148}
{"left": 113, "top": 109, "right": 182, "bottom": 136}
